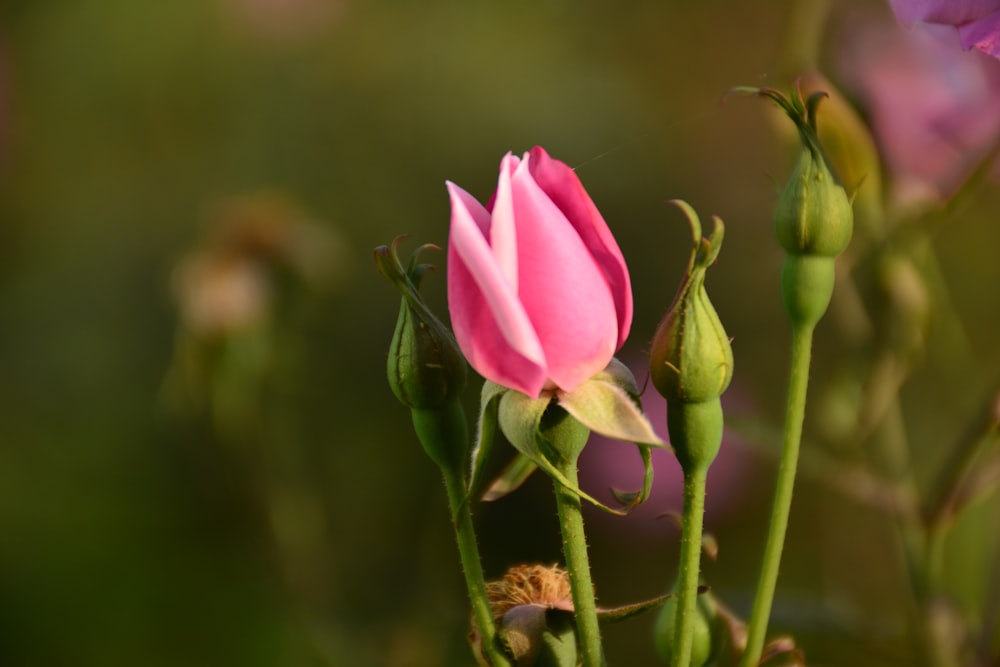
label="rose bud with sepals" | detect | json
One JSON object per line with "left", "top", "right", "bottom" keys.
{"left": 649, "top": 201, "right": 733, "bottom": 474}
{"left": 750, "top": 86, "right": 854, "bottom": 329}
{"left": 375, "top": 236, "right": 469, "bottom": 471}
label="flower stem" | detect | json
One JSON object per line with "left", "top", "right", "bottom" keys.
{"left": 440, "top": 464, "right": 513, "bottom": 667}
{"left": 554, "top": 454, "right": 605, "bottom": 667}
{"left": 673, "top": 465, "right": 709, "bottom": 667}
{"left": 739, "top": 324, "right": 814, "bottom": 667}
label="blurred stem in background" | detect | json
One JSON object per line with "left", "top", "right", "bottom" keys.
{"left": 162, "top": 193, "right": 348, "bottom": 664}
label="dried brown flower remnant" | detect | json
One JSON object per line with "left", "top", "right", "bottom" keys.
{"left": 486, "top": 564, "right": 575, "bottom": 619}
{"left": 471, "top": 564, "right": 578, "bottom": 666}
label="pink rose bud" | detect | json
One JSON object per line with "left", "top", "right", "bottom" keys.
{"left": 446, "top": 146, "right": 633, "bottom": 399}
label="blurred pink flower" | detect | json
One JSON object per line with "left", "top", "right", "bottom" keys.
{"left": 838, "top": 16, "right": 1000, "bottom": 205}
{"left": 889, "top": 0, "right": 1000, "bottom": 58}
{"left": 446, "top": 147, "right": 632, "bottom": 398}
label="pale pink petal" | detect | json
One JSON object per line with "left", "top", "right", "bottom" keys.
{"left": 959, "top": 10, "right": 1000, "bottom": 56}
{"left": 508, "top": 158, "right": 618, "bottom": 393}
{"left": 488, "top": 153, "right": 520, "bottom": 290}
{"left": 838, "top": 18, "right": 1000, "bottom": 203}
{"left": 526, "top": 146, "right": 633, "bottom": 350}
{"left": 446, "top": 182, "right": 548, "bottom": 396}
{"left": 891, "top": 0, "right": 1000, "bottom": 26}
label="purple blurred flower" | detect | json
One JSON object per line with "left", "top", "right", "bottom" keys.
{"left": 889, "top": 0, "right": 1000, "bottom": 58}
{"left": 838, "top": 16, "right": 1000, "bottom": 205}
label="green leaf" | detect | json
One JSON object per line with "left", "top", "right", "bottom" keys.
{"left": 483, "top": 452, "right": 539, "bottom": 502}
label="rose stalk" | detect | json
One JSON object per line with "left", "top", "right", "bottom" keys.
{"left": 447, "top": 146, "right": 662, "bottom": 667}
{"left": 649, "top": 201, "right": 732, "bottom": 667}
{"left": 374, "top": 239, "right": 513, "bottom": 667}
{"left": 732, "top": 86, "right": 854, "bottom": 667}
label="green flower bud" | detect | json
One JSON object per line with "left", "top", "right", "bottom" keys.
{"left": 650, "top": 202, "right": 733, "bottom": 404}
{"left": 375, "top": 237, "right": 469, "bottom": 469}
{"left": 654, "top": 582, "right": 715, "bottom": 667}
{"left": 649, "top": 202, "right": 732, "bottom": 472}
{"left": 754, "top": 86, "right": 854, "bottom": 329}
{"left": 375, "top": 237, "right": 467, "bottom": 410}
{"left": 774, "top": 131, "right": 853, "bottom": 259}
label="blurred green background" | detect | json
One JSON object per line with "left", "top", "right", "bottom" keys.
{"left": 1, "top": 1, "right": 998, "bottom": 665}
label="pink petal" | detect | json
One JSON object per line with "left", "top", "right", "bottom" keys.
{"left": 958, "top": 10, "right": 1000, "bottom": 56}
{"left": 488, "top": 153, "right": 520, "bottom": 289}
{"left": 526, "top": 146, "right": 633, "bottom": 350}
{"left": 891, "top": 0, "right": 1000, "bottom": 26}
{"left": 446, "top": 182, "right": 548, "bottom": 397}
{"left": 508, "top": 157, "right": 618, "bottom": 393}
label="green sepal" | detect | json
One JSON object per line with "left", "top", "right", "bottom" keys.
{"left": 468, "top": 380, "right": 505, "bottom": 500}
{"left": 595, "top": 593, "right": 672, "bottom": 623}
{"left": 559, "top": 359, "right": 666, "bottom": 448}
{"left": 557, "top": 359, "right": 663, "bottom": 508}
{"left": 494, "top": 385, "right": 629, "bottom": 515}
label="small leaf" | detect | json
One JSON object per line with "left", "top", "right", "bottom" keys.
{"left": 483, "top": 453, "right": 538, "bottom": 502}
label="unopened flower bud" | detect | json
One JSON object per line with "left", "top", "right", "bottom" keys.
{"left": 774, "top": 125, "right": 853, "bottom": 260}
{"left": 654, "top": 582, "right": 715, "bottom": 667}
{"left": 376, "top": 237, "right": 467, "bottom": 410}
{"left": 649, "top": 201, "right": 732, "bottom": 473}
{"left": 375, "top": 237, "right": 469, "bottom": 469}
{"left": 736, "top": 85, "right": 855, "bottom": 328}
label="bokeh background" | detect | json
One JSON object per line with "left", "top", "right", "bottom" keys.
{"left": 1, "top": 0, "right": 998, "bottom": 665}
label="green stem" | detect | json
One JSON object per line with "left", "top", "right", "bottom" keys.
{"left": 440, "top": 465, "right": 513, "bottom": 667}
{"left": 554, "top": 454, "right": 605, "bottom": 667}
{"left": 739, "top": 324, "right": 814, "bottom": 667}
{"left": 673, "top": 466, "right": 709, "bottom": 667}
